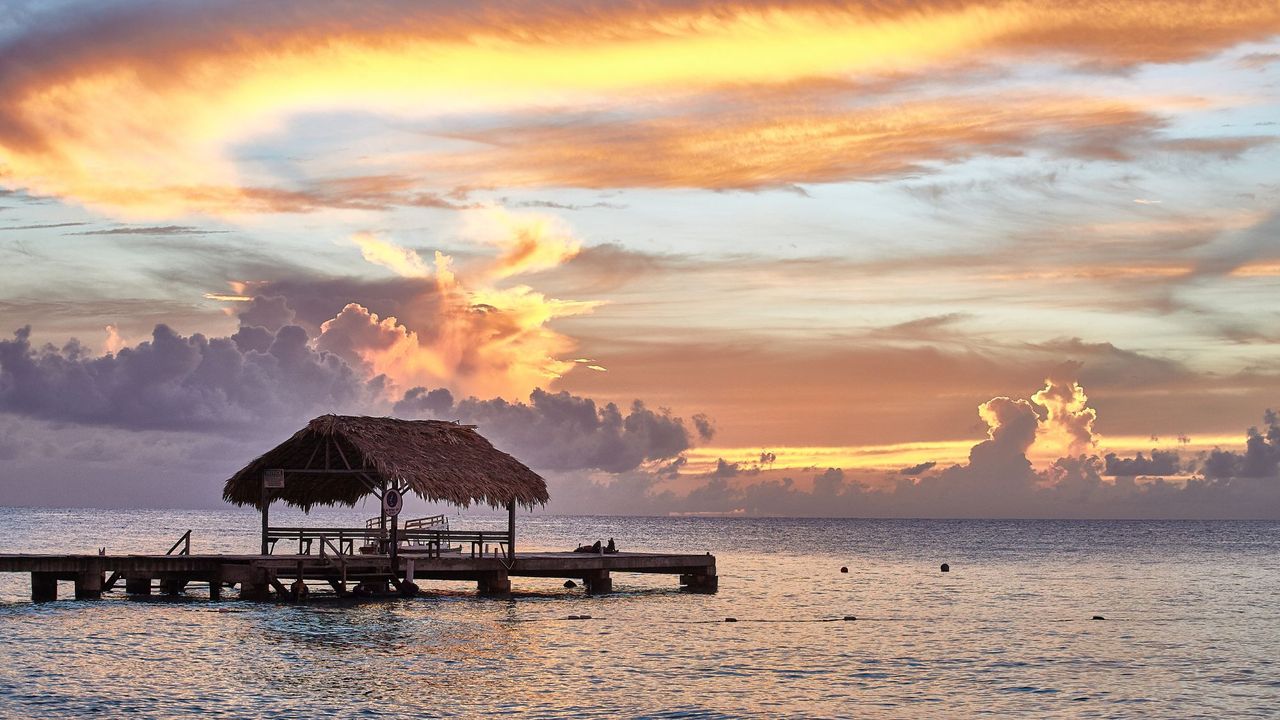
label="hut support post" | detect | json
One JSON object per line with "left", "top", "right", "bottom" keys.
{"left": 260, "top": 481, "right": 269, "bottom": 556}
{"left": 507, "top": 501, "right": 516, "bottom": 560}
{"left": 390, "top": 513, "right": 398, "bottom": 566}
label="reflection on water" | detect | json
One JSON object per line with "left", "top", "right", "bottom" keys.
{"left": 2, "top": 509, "right": 1280, "bottom": 717}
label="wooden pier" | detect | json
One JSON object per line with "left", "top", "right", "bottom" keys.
{"left": 0, "top": 416, "right": 721, "bottom": 603}
{"left": 0, "top": 550, "right": 718, "bottom": 602}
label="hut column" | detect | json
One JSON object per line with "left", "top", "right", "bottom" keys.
{"left": 260, "top": 481, "right": 269, "bottom": 556}
{"left": 507, "top": 500, "right": 516, "bottom": 560}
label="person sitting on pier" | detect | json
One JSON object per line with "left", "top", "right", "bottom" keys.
{"left": 605, "top": 538, "right": 617, "bottom": 554}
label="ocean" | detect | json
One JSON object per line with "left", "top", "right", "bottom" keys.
{"left": 1, "top": 508, "right": 1277, "bottom": 718}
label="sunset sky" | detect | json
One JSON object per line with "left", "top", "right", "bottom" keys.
{"left": 1, "top": 0, "right": 1279, "bottom": 516}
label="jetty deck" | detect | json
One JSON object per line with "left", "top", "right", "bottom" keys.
{"left": 0, "top": 550, "right": 718, "bottom": 602}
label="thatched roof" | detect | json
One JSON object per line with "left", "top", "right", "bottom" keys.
{"left": 223, "top": 415, "right": 549, "bottom": 511}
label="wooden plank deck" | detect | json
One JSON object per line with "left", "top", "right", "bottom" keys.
{"left": 0, "top": 551, "right": 718, "bottom": 601}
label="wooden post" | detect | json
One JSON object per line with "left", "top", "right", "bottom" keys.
{"left": 390, "top": 513, "right": 398, "bottom": 567}
{"left": 379, "top": 478, "right": 387, "bottom": 552}
{"left": 507, "top": 500, "right": 516, "bottom": 561}
{"left": 260, "top": 481, "right": 269, "bottom": 556}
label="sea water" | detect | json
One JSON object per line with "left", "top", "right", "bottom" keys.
{"left": 1, "top": 507, "right": 1278, "bottom": 718}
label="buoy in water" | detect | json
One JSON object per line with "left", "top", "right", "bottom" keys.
{"left": 843, "top": 615, "right": 856, "bottom": 621}
{"left": 840, "top": 566, "right": 848, "bottom": 573}
{"left": 724, "top": 617, "right": 738, "bottom": 623}
{"left": 940, "top": 563, "right": 950, "bottom": 572}
{"left": 1092, "top": 615, "right": 1105, "bottom": 620}
{"left": 564, "top": 580, "right": 577, "bottom": 589}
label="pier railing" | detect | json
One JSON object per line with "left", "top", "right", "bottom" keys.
{"left": 266, "top": 526, "right": 511, "bottom": 558}
{"left": 166, "top": 529, "right": 191, "bottom": 556}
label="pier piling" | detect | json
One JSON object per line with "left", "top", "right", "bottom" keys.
{"left": 31, "top": 572, "right": 58, "bottom": 602}
{"left": 74, "top": 569, "right": 103, "bottom": 599}
{"left": 125, "top": 576, "right": 152, "bottom": 595}
{"left": 584, "top": 570, "right": 613, "bottom": 595}
{"left": 477, "top": 572, "right": 511, "bottom": 595}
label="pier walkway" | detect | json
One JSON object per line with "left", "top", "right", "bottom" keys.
{"left": 0, "top": 550, "right": 718, "bottom": 601}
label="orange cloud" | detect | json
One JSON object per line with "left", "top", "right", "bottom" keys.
{"left": 1030, "top": 365, "right": 1099, "bottom": 457}
{"left": 352, "top": 231, "right": 433, "bottom": 278}
{"left": 467, "top": 208, "right": 583, "bottom": 280}
{"left": 317, "top": 222, "right": 599, "bottom": 399}
{"left": 436, "top": 96, "right": 1178, "bottom": 190}
{"left": 0, "top": 1, "right": 1276, "bottom": 215}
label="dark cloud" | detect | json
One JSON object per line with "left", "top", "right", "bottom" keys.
{"left": 1201, "top": 410, "right": 1280, "bottom": 480}
{"left": 237, "top": 295, "right": 296, "bottom": 333}
{"left": 691, "top": 413, "right": 715, "bottom": 442}
{"left": 711, "top": 458, "right": 739, "bottom": 478}
{"left": 504, "top": 199, "right": 626, "bottom": 211}
{"left": 1238, "top": 52, "right": 1280, "bottom": 69}
{"left": 394, "top": 386, "right": 699, "bottom": 474}
{"left": 0, "top": 323, "right": 379, "bottom": 434}
{"left": 899, "top": 461, "right": 937, "bottom": 476}
{"left": 1192, "top": 211, "right": 1280, "bottom": 279}
{"left": 393, "top": 386, "right": 455, "bottom": 416}
{"left": 0, "top": 221, "right": 87, "bottom": 231}
{"left": 1154, "top": 136, "right": 1275, "bottom": 160}
{"left": 63, "top": 225, "right": 229, "bottom": 236}
{"left": 871, "top": 313, "right": 971, "bottom": 340}
{"left": 1104, "top": 450, "right": 1180, "bottom": 476}
{"left": 245, "top": 277, "right": 435, "bottom": 336}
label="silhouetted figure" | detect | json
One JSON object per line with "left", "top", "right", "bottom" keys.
{"left": 605, "top": 538, "right": 617, "bottom": 554}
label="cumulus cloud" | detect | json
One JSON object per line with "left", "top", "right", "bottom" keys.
{"left": 393, "top": 386, "right": 700, "bottom": 474}
{"left": 899, "top": 461, "right": 937, "bottom": 476}
{"left": 237, "top": 295, "right": 296, "bottom": 332}
{"left": 300, "top": 220, "right": 599, "bottom": 400}
{"left": 592, "top": 374, "right": 1280, "bottom": 518}
{"left": 1201, "top": 410, "right": 1280, "bottom": 480}
{"left": 1030, "top": 361, "right": 1099, "bottom": 455}
{"left": 1104, "top": 450, "right": 1181, "bottom": 477}
{"left": 0, "top": 324, "right": 379, "bottom": 434}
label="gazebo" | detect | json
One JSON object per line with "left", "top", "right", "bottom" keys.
{"left": 223, "top": 414, "right": 549, "bottom": 563}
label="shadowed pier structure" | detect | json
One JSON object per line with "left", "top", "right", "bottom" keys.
{"left": 1, "top": 415, "right": 717, "bottom": 601}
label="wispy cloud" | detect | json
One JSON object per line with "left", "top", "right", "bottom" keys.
{"left": 0, "top": 1, "right": 1275, "bottom": 215}
{"left": 63, "top": 225, "right": 228, "bottom": 236}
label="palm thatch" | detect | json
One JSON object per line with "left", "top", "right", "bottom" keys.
{"left": 223, "top": 415, "right": 548, "bottom": 511}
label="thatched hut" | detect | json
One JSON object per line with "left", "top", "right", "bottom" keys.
{"left": 224, "top": 414, "right": 548, "bottom": 559}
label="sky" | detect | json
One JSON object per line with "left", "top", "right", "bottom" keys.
{"left": 1, "top": 0, "right": 1279, "bottom": 517}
